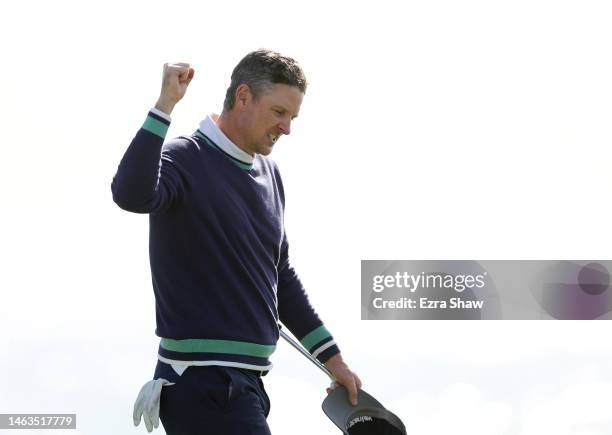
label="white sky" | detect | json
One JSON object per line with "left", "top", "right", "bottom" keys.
{"left": 1, "top": 0, "right": 612, "bottom": 434}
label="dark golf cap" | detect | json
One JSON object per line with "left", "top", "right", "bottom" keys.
{"left": 346, "top": 409, "right": 405, "bottom": 435}
{"left": 322, "top": 387, "right": 406, "bottom": 435}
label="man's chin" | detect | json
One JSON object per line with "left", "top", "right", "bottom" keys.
{"left": 257, "top": 145, "right": 274, "bottom": 156}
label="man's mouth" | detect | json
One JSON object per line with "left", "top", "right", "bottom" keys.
{"left": 267, "top": 132, "right": 280, "bottom": 144}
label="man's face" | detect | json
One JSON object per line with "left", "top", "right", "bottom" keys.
{"left": 238, "top": 83, "right": 303, "bottom": 156}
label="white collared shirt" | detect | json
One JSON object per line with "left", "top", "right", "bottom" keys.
{"left": 197, "top": 115, "right": 254, "bottom": 166}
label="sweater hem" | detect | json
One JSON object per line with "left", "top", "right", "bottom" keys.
{"left": 157, "top": 354, "right": 273, "bottom": 371}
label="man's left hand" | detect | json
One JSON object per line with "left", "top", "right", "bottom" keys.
{"left": 324, "top": 353, "right": 362, "bottom": 406}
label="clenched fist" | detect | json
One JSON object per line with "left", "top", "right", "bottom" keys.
{"left": 154, "top": 62, "right": 195, "bottom": 115}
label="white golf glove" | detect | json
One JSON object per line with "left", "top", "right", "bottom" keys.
{"left": 133, "top": 378, "right": 175, "bottom": 432}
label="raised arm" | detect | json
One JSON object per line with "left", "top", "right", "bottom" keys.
{"left": 111, "top": 63, "right": 195, "bottom": 214}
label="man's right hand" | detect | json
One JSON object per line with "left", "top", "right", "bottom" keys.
{"left": 155, "top": 62, "right": 195, "bottom": 115}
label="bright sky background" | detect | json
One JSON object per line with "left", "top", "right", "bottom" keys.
{"left": 1, "top": 0, "right": 612, "bottom": 434}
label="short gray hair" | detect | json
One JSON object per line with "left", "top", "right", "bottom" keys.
{"left": 223, "top": 49, "right": 308, "bottom": 111}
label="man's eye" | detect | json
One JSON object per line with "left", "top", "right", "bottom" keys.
{"left": 274, "top": 109, "right": 283, "bottom": 115}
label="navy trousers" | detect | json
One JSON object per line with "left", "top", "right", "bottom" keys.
{"left": 154, "top": 361, "right": 272, "bottom": 435}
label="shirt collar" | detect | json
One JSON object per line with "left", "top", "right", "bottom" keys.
{"left": 196, "top": 115, "right": 254, "bottom": 170}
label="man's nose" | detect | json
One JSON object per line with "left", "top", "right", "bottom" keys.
{"left": 279, "top": 120, "right": 291, "bottom": 136}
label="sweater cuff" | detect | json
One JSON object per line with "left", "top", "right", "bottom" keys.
{"left": 299, "top": 325, "right": 340, "bottom": 364}
{"left": 142, "top": 109, "right": 171, "bottom": 138}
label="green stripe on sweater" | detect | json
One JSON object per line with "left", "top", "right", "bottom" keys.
{"left": 160, "top": 338, "right": 276, "bottom": 357}
{"left": 300, "top": 325, "right": 332, "bottom": 351}
{"left": 194, "top": 130, "right": 252, "bottom": 170}
{"left": 143, "top": 116, "right": 169, "bottom": 138}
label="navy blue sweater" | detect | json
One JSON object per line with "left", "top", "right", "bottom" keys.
{"left": 111, "top": 110, "right": 339, "bottom": 370}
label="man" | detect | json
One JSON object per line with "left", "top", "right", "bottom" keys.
{"left": 112, "top": 50, "right": 361, "bottom": 435}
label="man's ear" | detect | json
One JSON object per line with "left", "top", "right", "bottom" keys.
{"left": 234, "top": 84, "right": 252, "bottom": 110}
